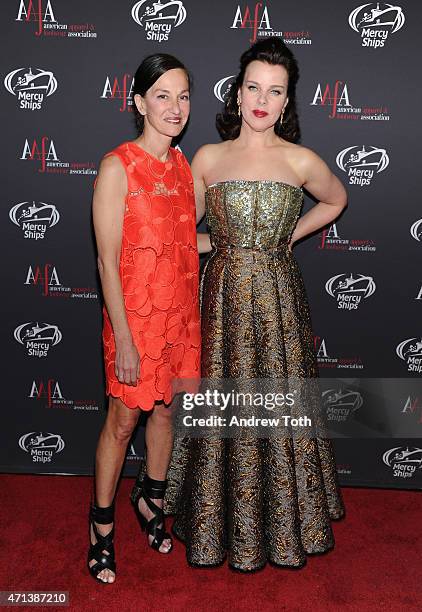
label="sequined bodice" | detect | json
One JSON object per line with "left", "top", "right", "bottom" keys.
{"left": 205, "top": 180, "right": 303, "bottom": 249}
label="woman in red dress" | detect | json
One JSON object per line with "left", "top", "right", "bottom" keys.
{"left": 88, "top": 54, "right": 200, "bottom": 584}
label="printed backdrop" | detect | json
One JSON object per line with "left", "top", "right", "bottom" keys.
{"left": 1, "top": 1, "right": 421, "bottom": 488}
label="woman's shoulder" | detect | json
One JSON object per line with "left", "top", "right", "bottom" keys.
{"left": 282, "top": 141, "right": 320, "bottom": 161}
{"left": 194, "top": 142, "right": 227, "bottom": 158}
{"left": 191, "top": 142, "right": 228, "bottom": 169}
{"left": 102, "top": 141, "right": 132, "bottom": 164}
{"left": 97, "top": 142, "right": 132, "bottom": 179}
{"left": 105, "top": 140, "right": 132, "bottom": 155}
{"left": 281, "top": 141, "right": 323, "bottom": 171}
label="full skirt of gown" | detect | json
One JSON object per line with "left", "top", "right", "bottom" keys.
{"left": 137, "top": 180, "right": 345, "bottom": 571}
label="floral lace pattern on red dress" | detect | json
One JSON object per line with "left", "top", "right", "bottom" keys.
{"left": 100, "top": 142, "right": 200, "bottom": 410}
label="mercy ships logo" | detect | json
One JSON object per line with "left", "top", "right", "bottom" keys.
{"left": 131, "top": 1, "right": 187, "bottom": 41}
{"left": 4, "top": 67, "right": 57, "bottom": 109}
{"left": 396, "top": 338, "right": 422, "bottom": 374}
{"left": 382, "top": 446, "right": 422, "bottom": 480}
{"left": 336, "top": 145, "right": 389, "bottom": 186}
{"left": 9, "top": 201, "right": 60, "bottom": 239}
{"left": 349, "top": 3, "right": 405, "bottom": 48}
{"left": 325, "top": 273, "right": 376, "bottom": 309}
{"left": 14, "top": 321, "right": 62, "bottom": 357}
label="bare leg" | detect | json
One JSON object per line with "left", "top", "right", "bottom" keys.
{"left": 138, "top": 402, "right": 173, "bottom": 552}
{"left": 89, "top": 396, "right": 140, "bottom": 583}
{"left": 145, "top": 402, "right": 174, "bottom": 478}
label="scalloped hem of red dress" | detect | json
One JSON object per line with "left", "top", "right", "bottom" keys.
{"left": 106, "top": 391, "right": 179, "bottom": 411}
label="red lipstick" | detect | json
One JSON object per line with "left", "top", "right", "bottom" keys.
{"left": 253, "top": 109, "right": 268, "bottom": 118}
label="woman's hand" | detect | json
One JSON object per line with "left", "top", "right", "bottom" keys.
{"left": 288, "top": 231, "right": 298, "bottom": 252}
{"left": 115, "top": 339, "right": 140, "bottom": 386}
{"left": 197, "top": 232, "right": 212, "bottom": 254}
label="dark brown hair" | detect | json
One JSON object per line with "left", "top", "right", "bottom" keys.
{"left": 133, "top": 53, "right": 191, "bottom": 135}
{"left": 216, "top": 37, "right": 300, "bottom": 143}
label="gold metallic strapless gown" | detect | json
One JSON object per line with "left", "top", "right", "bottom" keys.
{"left": 162, "top": 181, "right": 344, "bottom": 571}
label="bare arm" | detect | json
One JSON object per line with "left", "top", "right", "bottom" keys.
{"left": 289, "top": 148, "right": 348, "bottom": 249}
{"left": 92, "top": 155, "right": 139, "bottom": 386}
{"left": 197, "top": 232, "right": 212, "bottom": 254}
{"left": 191, "top": 146, "right": 212, "bottom": 254}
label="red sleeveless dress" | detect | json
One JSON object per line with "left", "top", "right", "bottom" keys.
{"left": 101, "top": 141, "right": 200, "bottom": 410}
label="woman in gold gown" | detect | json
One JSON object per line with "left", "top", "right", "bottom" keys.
{"left": 133, "top": 37, "right": 347, "bottom": 572}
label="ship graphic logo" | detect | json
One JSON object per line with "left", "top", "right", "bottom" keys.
{"left": 336, "top": 145, "right": 389, "bottom": 173}
{"left": 396, "top": 338, "right": 422, "bottom": 361}
{"left": 349, "top": 3, "right": 405, "bottom": 33}
{"left": 132, "top": 1, "right": 186, "bottom": 27}
{"left": 19, "top": 432, "right": 65, "bottom": 454}
{"left": 14, "top": 322, "right": 62, "bottom": 346}
{"left": 9, "top": 201, "right": 60, "bottom": 228}
{"left": 383, "top": 446, "right": 422, "bottom": 468}
{"left": 322, "top": 389, "right": 363, "bottom": 413}
{"left": 4, "top": 67, "right": 57, "bottom": 97}
{"left": 410, "top": 219, "right": 422, "bottom": 242}
{"left": 326, "top": 273, "right": 376, "bottom": 298}
{"left": 214, "top": 75, "right": 236, "bottom": 102}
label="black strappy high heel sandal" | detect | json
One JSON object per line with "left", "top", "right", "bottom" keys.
{"left": 87, "top": 502, "right": 116, "bottom": 583}
{"left": 130, "top": 474, "right": 173, "bottom": 553}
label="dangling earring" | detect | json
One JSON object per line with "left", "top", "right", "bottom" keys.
{"left": 280, "top": 111, "right": 284, "bottom": 126}
{"left": 237, "top": 97, "right": 241, "bottom": 117}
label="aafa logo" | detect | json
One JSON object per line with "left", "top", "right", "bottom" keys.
{"left": 131, "top": 1, "right": 186, "bottom": 42}
{"left": 314, "top": 335, "right": 364, "bottom": 370}
{"left": 14, "top": 321, "right": 62, "bottom": 357}
{"left": 319, "top": 224, "right": 342, "bottom": 250}
{"left": 231, "top": 3, "right": 271, "bottom": 42}
{"left": 402, "top": 396, "right": 422, "bottom": 425}
{"left": 23, "top": 263, "right": 97, "bottom": 299}
{"left": 101, "top": 74, "right": 134, "bottom": 112}
{"left": 25, "top": 264, "right": 61, "bottom": 296}
{"left": 382, "top": 445, "right": 422, "bottom": 479}
{"left": 311, "top": 80, "right": 390, "bottom": 121}
{"left": 349, "top": 3, "right": 405, "bottom": 48}
{"left": 9, "top": 201, "right": 60, "bottom": 239}
{"left": 410, "top": 219, "right": 422, "bottom": 242}
{"left": 318, "top": 222, "right": 376, "bottom": 253}
{"left": 29, "top": 379, "right": 63, "bottom": 407}
{"left": 336, "top": 145, "right": 389, "bottom": 186}
{"left": 19, "top": 138, "right": 96, "bottom": 176}
{"left": 127, "top": 441, "right": 142, "bottom": 461}
{"left": 16, "top": 0, "right": 56, "bottom": 36}
{"left": 325, "top": 273, "right": 376, "bottom": 309}
{"left": 4, "top": 67, "right": 57, "bottom": 110}
{"left": 311, "top": 81, "right": 351, "bottom": 119}
{"left": 315, "top": 336, "right": 329, "bottom": 360}
{"left": 20, "top": 137, "right": 59, "bottom": 172}
{"left": 15, "top": 0, "right": 97, "bottom": 39}
{"left": 19, "top": 431, "right": 65, "bottom": 463}
{"left": 396, "top": 338, "right": 422, "bottom": 374}
{"left": 28, "top": 379, "right": 98, "bottom": 411}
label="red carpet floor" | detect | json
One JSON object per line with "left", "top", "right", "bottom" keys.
{"left": 0, "top": 475, "right": 420, "bottom": 612}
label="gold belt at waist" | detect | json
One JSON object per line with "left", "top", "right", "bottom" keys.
{"left": 212, "top": 242, "right": 289, "bottom": 253}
